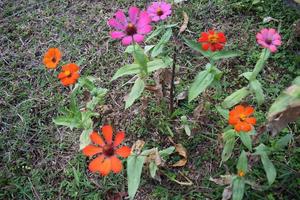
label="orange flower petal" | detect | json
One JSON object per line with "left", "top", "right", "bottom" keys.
{"left": 234, "top": 123, "right": 242, "bottom": 132}
{"left": 102, "top": 125, "right": 113, "bottom": 144}
{"left": 99, "top": 158, "right": 112, "bottom": 176}
{"left": 82, "top": 145, "right": 103, "bottom": 157}
{"left": 202, "top": 43, "right": 210, "bottom": 51}
{"left": 228, "top": 116, "right": 239, "bottom": 125}
{"left": 245, "top": 117, "right": 256, "bottom": 125}
{"left": 43, "top": 48, "right": 61, "bottom": 69}
{"left": 110, "top": 156, "right": 123, "bottom": 173}
{"left": 244, "top": 106, "right": 254, "bottom": 116}
{"left": 88, "top": 155, "right": 104, "bottom": 172}
{"left": 233, "top": 105, "right": 245, "bottom": 113}
{"left": 115, "top": 146, "right": 131, "bottom": 158}
{"left": 235, "top": 122, "right": 252, "bottom": 132}
{"left": 114, "top": 131, "right": 125, "bottom": 147}
{"left": 90, "top": 131, "right": 105, "bottom": 146}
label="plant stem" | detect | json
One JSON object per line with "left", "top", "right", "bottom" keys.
{"left": 169, "top": 45, "right": 177, "bottom": 114}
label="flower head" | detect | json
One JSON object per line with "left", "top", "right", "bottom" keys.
{"left": 238, "top": 170, "right": 245, "bottom": 177}
{"left": 43, "top": 48, "right": 61, "bottom": 69}
{"left": 57, "top": 63, "right": 80, "bottom": 86}
{"left": 147, "top": 1, "right": 172, "bottom": 22}
{"left": 198, "top": 30, "right": 227, "bottom": 52}
{"left": 83, "top": 125, "right": 131, "bottom": 176}
{"left": 228, "top": 105, "right": 256, "bottom": 132}
{"left": 108, "top": 7, "right": 152, "bottom": 46}
{"left": 256, "top": 28, "right": 281, "bottom": 53}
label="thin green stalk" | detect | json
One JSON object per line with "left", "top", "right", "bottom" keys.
{"left": 250, "top": 48, "right": 270, "bottom": 80}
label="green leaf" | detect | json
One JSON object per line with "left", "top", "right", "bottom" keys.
{"left": 183, "top": 37, "right": 212, "bottom": 58}
{"left": 222, "top": 87, "right": 250, "bottom": 109}
{"left": 127, "top": 154, "right": 146, "bottom": 200}
{"left": 250, "top": 79, "right": 264, "bottom": 106}
{"left": 241, "top": 72, "right": 252, "bottom": 80}
{"left": 222, "top": 138, "right": 235, "bottom": 162}
{"left": 53, "top": 115, "right": 82, "bottom": 130}
{"left": 151, "top": 28, "right": 172, "bottom": 58}
{"left": 188, "top": 66, "right": 215, "bottom": 102}
{"left": 237, "top": 150, "right": 248, "bottom": 173}
{"left": 159, "top": 146, "right": 175, "bottom": 158}
{"left": 144, "top": 45, "right": 155, "bottom": 54}
{"left": 149, "top": 162, "right": 158, "bottom": 178}
{"left": 125, "top": 78, "right": 145, "bottom": 109}
{"left": 147, "top": 59, "right": 170, "bottom": 73}
{"left": 111, "top": 64, "right": 140, "bottom": 81}
{"left": 260, "top": 153, "right": 277, "bottom": 185}
{"left": 125, "top": 44, "right": 143, "bottom": 54}
{"left": 74, "top": 76, "right": 96, "bottom": 92}
{"left": 79, "top": 129, "right": 93, "bottom": 150}
{"left": 250, "top": 48, "right": 271, "bottom": 80}
{"left": 223, "top": 129, "right": 236, "bottom": 141}
{"left": 215, "top": 105, "right": 229, "bottom": 120}
{"left": 232, "top": 177, "right": 245, "bottom": 200}
{"left": 239, "top": 132, "right": 252, "bottom": 151}
{"left": 133, "top": 46, "right": 148, "bottom": 69}
{"left": 146, "top": 27, "right": 163, "bottom": 42}
{"left": 181, "top": 116, "right": 191, "bottom": 136}
{"left": 274, "top": 134, "right": 293, "bottom": 149}
{"left": 211, "top": 50, "right": 241, "bottom": 61}
{"left": 87, "top": 87, "right": 108, "bottom": 110}
{"left": 81, "top": 111, "right": 98, "bottom": 129}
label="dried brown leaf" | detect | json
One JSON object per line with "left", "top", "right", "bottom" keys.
{"left": 222, "top": 186, "right": 232, "bottom": 200}
{"left": 209, "top": 175, "right": 233, "bottom": 186}
{"left": 179, "top": 11, "right": 189, "bottom": 34}
{"left": 193, "top": 103, "right": 204, "bottom": 121}
{"left": 172, "top": 143, "right": 188, "bottom": 167}
{"left": 131, "top": 140, "right": 145, "bottom": 155}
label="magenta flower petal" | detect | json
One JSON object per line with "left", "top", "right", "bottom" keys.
{"left": 269, "top": 45, "right": 277, "bottom": 52}
{"left": 138, "top": 25, "right": 152, "bottom": 34}
{"left": 273, "top": 40, "right": 281, "bottom": 46}
{"left": 129, "top": 7, "right": 140, "bottom": 24}
{"left": 110, "top": 31, "right": 125, "bottom": 39}
{"left": 133, "top": 34, "right": 145, "bottom": 43}
{"left": 108, "top": 18, "right": 125, "bottom": 30}
{"left": 137, "top": 11, "right": 152, "bottom": 29}
{"left": 115, "top": 10, "right": 127, "bottom": 26}
{"left": 122, "top": 36, "right": 133, "bottom": 45}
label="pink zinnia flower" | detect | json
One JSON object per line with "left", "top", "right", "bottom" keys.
{"left": 108, "top": 7, "right": 152, "bottom": 46}
{"left": 256, "top": 28, "right": 282, "bottom": 53}
{"left": 147, "top": 1, "right": 172, "bottom": 22}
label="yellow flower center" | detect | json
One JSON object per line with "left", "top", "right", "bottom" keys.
{"left": 64, "top": 70, "right": 71, "bottom": 76}
{"left": 208, "top": 33, "right": 219, "bottom": 44}
{"left": 238, "top": 170, "right": 245, "bottom": 177}
{"left": 239, "top": 114, "right": 247, "bottom": 121}
{"left": 157, "top": 7, "right": 164, "bottom": 16}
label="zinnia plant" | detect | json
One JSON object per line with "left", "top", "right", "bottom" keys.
{"left": 222, "top": 28, "right": 282, "bottom": 109}
{"left": 184, "top": 30, "right": 240, "bottom": 102}
{"left": 83, "top": 125, "right": 131, "bottom": 176}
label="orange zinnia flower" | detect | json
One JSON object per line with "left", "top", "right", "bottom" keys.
{"left": 83, "top": 125, "right": 131, "bottom": 176}
{"left": 43, "top": 48, "right": 62, "bottom": 69}
{"left": 57, "top": 63, "right": 80, "bottom": 86}
{"left": 228, "top": 105, "right": 256, "bottom": 132}
{"left": 198, "top": 30, "right": 226, "bottom": 52}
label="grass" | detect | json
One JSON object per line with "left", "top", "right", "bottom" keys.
{"left": 1, "top": 0, "right": 300, "bottom": 199}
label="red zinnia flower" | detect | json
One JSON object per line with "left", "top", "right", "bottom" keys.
{"left": 198, "top": 30, "right": 226, "bottom": 52}
{"left": 228, "top": 105, "right": 256, "bottom": 132}
{"left": 83, "top": 125, "right": 131, "bottom": 176}
{"left": 57, "top": 63, "right": 80, "bottom": 86}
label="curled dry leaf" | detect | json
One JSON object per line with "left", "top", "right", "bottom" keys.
{"left": 209, "top": 175, "right": 233, "bottom": 186}
{"left": 145, "top": 148, "right": 162, "bottom": 166}
{"left": 131, "top": 140, "right": 145, "bottom": 155}
{"left": 179, "top": 11, "right": 189, "bottom": 34}
{"left": 172, "top": 143, "right": 188, "bottom": 167}
{"left": 193, "top": 102, "right": 204, "bottom": 121}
